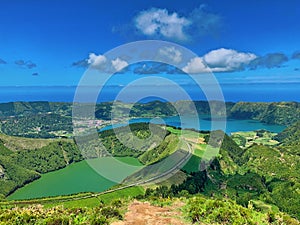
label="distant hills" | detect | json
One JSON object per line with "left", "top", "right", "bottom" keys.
{"left": 0, "top": 101, "right": 299, "bottom": 126}
{"left": 0, "top": 101, "right": 299, "bottom": 138}
{"left": 230, "top": 101, "right": 300, "bottom": 125}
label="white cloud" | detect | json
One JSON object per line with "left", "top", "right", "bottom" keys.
{"left": 131, "top": 5, "right": 222, "bottom": 42}
{"left": 182, "top": 57, "right": 209, "bottom": 74}
{"left": 111, "top": 58, "right": 128, "bottom": 71}
{"left": 182, "top": 48, "right": 257, "bottom": 74}
{"left": 135, "top": 8, "right": 191, "bottom": 41}
{"left": 83, "top": 54, "right": 128, "bottom": 72}
{"left": 203, "top": 48, "right": 257, "bottom": 72}
{"left": 87, "top": 53, "right": 107, "bottom": 69}
{"left": 158, "top": 46, "right": 182, "bottom": 64}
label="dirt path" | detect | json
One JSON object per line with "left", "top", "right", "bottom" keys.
{"left": 112, "top": 200, "right": 187, "bottom": 225}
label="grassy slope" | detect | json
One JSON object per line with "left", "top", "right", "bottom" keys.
{"left": 44, "top": 186, "right": 145, "bottom": 208}
{"left": 0, "top": 133, "right": 66, "bottom": 151}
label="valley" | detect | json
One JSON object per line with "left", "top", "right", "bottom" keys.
{"left": 0, "top": 101, "right": 299, "bottom": 224}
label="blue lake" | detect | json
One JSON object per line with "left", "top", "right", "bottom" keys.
{"left": 101, "top": 115, "right": 286, "bottom": 134}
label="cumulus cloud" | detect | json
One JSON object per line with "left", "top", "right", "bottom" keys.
{"left": 182, "top": 57, "right": 209, "bottom": 74}
{"left": 15, "top": 60, "right": 37, "bottom": 69}
{"left": 182, "top": 48, "right": 257, "bottom": 74}
{"left": 132, "top": 5, "right": 222, "bottom": 42}
{"left": 249, "top": 53, "right": 288, "bottom": 69}
{"left": 203, "top": 48, "right": 257, "bottom": 72}
{"left": 111, "top": 58, "right": 129, "bottom": 71}
{"left": 0, "top": 58, "right": 7, "bottom": 64}
{"left": 87, "top": 53, "right": 107, "bottom": 69}
{"left": 73, "top": 48, "right": 290, "bottom": 75}
{"left": 135, "top": 8, "right": 191, "bottom": 41}
{"left": 292, "top": 51, "right": 300, "bottom": 60}
{"left": 72, "top": 53, "right": 129, "bottom": 73}
{"left": 158, "top": 46, "right": 182, "bottom": 64}
{"left": 182, "top": 49, "right": 290, "bottom": 73}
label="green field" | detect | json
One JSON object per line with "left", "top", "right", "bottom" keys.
{"left": 45, "top": 186, "right": 145, "bottom": 208}
{"left": 182, "top": 144, "right": 209, "bottom": 173}
{"left": 166, "top": 127, "right": 205, "bottom": 138}
{"left": 8, "top": 157, "right": 143, "bottom": 200}
{"left": 231, "top": 130, "right": 279, "bottom": 148}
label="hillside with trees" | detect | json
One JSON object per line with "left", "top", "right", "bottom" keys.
{"left": 1, "top": 101, "right": 300, "bottom": 139}
{"left": 0, "top": 102, "right": 300, "bottom": 224}
{"left": 0, "top": 138, "right": 81, "bottom": 197}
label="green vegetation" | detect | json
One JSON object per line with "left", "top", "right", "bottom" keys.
{"left": 231, "top": 130, "right": 279, "bottom": 148}
{"left": 0, "top": 122, "right": 175, "bottom": 199}
{"left": 0, "top": 101, "right": 73, "bottom": 138}
{"left": 1, "top": 101, "right": 300, "bottom": 224}
{"left": 1, "top": 114, "right": 72, "bottom": 138}
{"left": 0, "top": 101, "right": 71, "bottom": 118}
{"left": 8, "top": 157, "right": 143, "bottom": 200}
{"left": 0, "top": 140, "right": 81, "bottom": 197}
{"left": 184, "top": 196, "right": 299, "bottom": 225}
{"left": 229, "top": 101, "right": 300, "bottom": 125}
{"left": 11, "top": 142, "right": 82, "bottom": 173}
{"left": 143, "top": 124, "right": 300, "bottom": 221}
{"left": 0, "top": 201, "right": 124, "bottom": 225}
{"left": 0, "top": 155, "right": 40, "bottom": 199}
{"left": 274, "top": 120, "right": 300, "bottom": 145}
{"left": 99, "top": 123, "right": 167, "bottom": 157}
{"left": 0, "top": 100, "right": 299, "bottom": 139}
{"left": 182, "top": 145, "right": 206, "bottom": 173}
{"left": 79, "top": 122, "right": 171, "bottom": 159}
{"left": 46, "top": 186, "right": 145, "bottom": 208}
{"left": 138, "top": 133, "right": 179, "bottom": 164}
{"left": 0, "top": 133, "right": 63, "bottom": 151}
{"left": 7, "top": 160, "right": 113, "bottom": 200}
{"left": 205, "top": 130, "right": 245, "bottom": 164}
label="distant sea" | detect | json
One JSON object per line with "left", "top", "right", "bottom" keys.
{"left": 0, "top": 83, "right": 299, "bottom": 103}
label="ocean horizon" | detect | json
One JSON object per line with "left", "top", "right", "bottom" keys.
{"left": 0, "top": 83, "right": 299, "bottom": 103}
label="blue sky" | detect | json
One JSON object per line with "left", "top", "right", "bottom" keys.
{"left": 0, "top": 0, "right": 299, "bottom": 86}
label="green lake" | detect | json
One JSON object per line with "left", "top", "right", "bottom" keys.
{"left": 8, "top": 157, "right": 143, "bottom": 200}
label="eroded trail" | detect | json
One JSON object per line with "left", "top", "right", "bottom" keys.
{"left": 112, "top": 200, "right": 187, "bottom": 225}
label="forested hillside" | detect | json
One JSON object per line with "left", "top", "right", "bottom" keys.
{"left": 1, "top": 100, "right": 299, "bottom": 139}
{"left": 140, "top": 124, "right": 300, "bottom": 220}
{"left": 0, "top": 138, "right": 81, "bottom": 197}
{"left": 229, "top": 102, "right": 300, "bottom": 125}
{"left": 274, "top": 120, "right": 300, "bottom": 145}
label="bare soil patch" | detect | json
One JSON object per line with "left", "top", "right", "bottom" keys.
{"left": 112, "top": 200, "right": 188, "bottom": 225}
